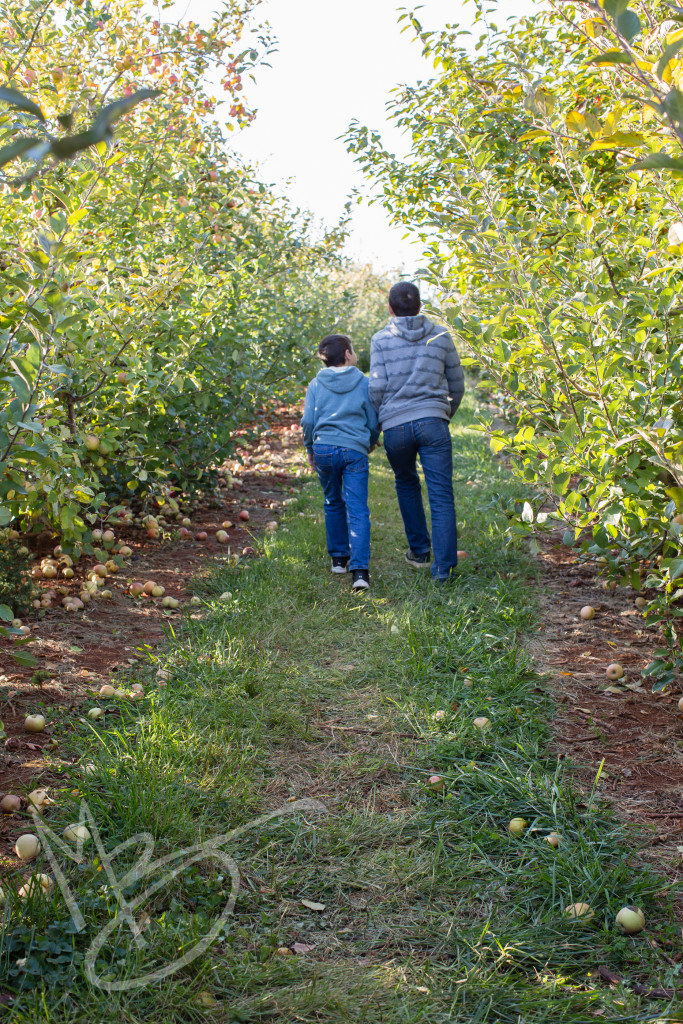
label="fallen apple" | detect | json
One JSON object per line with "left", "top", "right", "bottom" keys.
{"left": 143, "top": 581, "right": 156, "bottom": 595}
{"left": 62, "top": 567, "right": 74, "bottom": 578}
{"left": 182, "top": 517, "right": 192, "bottom": 527}
{"left": 162, "top": 596, "right": 179, "bottom": 609}
{"left": 27, "top": 789, "right": 51, "bottom": 811}
{"left": 25, "top": 714, "right": 46, "bottom": 733}
{"left": 99, "top": 684, "right": 116, "bottom": 697}
{"left": 101, "top": 589, "right": 113, "bottom": 599}
{"left": 242, "top": 546, "right": 255, "bottom": 556}
{"left": 63, "top": 823, "right": 91, "bottom": 843}
{"left": 221, "top": 520, "right": 234, "bottom": 529}
{"left": 105, "top": 560, "right": 119, "bottom": 573}
{"left": 473, "top": 716, "right": 491, "bottom": 732}
{"left": 131, "top": 683, "right": 144, "bottom": 694}
{"left": 195, "top": 531, "right": 208, "bottom": 541}
{"left": 92, "top": 529, "right": 103, "bottom": 541}
{"left": 42, "top": 564, "right": 57, "bottom": 579}
{"left": 580, "top": 606, "right": 595, "bottom": 621}
{"left": 93, "top": 564, "right": 108, "bottom": 578}
{"left": 606, "top": 663, "right": 624, "bottom": 680}
{"left": 615, "top": 905, "right": 645, "bottom": 934}
{"left": 190, "top": 596, "right": 201, "bottom": 606}
{"left": 265, "top": 520, "right": 278, "bottom": 532}
{"left": 239, "top": 510, "right": 249, "bottom": 521}
{"left": 546, "top": 832, "right": 560, "bottom": 849}
{"left": 216, "top": 530, "right": 229, "bottom": 543}
{"left": 18, "top": 873, "right": 53, "bottom": 898}
{"left": 0, "top": 794, "right": 22, "bottom": 813}
{"left": 508, "top": 817, "right": 527, "bottom": 837}
{"left": 678, "top": 695, "right": 683, "bottom": 712}
{"left": 635, "top": 597, "right": 646, "bottom": 610}
{"left": 179, "top": 527, "right": 192, "bottom": 539}
{"left": 15, "top": 833, "right": 41, "bottom": 860}
{"left": 219, "top": 591, "right": 233, "bottom": 602}
{"left": 151, "top": 585, "right": 165, "bottom": 597}
{"left": 87, "top": 707, "right": 104, "bottom": 720}
{"left": 427, "top": 774, "right": 445, "bottom": 791}
{"left": 102, "top": 530, "right": 115, "bottom": 544}
{"left": 118, "top": 545, "right": 133, "bottom": 557}
{"left": 564, "top": 902, "right": 594, "bottom": 921}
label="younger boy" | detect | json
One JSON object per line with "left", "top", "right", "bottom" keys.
{"left": 301, "top": 334, "right": 380, "bottom": 590}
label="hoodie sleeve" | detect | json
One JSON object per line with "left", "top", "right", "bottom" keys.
{"left": 368, "top": 334, "right": 387, "bottom": 415}
{"left": 365, "top": 391, "right": 381, "bottom": 448}
{"left": 444, "top": 335, "right": 465, "bottom": 417}
{"left": 300, "top": 379, "right": 317, "bottom": 452}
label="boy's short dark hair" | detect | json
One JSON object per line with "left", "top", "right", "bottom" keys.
{"left": 389, "top": 281, "right": 421, "bottom": 317}
{"left": 318, "top": 334, "right": 352, "bottom": 367}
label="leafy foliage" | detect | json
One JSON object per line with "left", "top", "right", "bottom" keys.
{"left": 347, "top": 0, "right": 683, "bottom": 686}
{"left": 0, "top": 0, "right": 381, "bottom": 556}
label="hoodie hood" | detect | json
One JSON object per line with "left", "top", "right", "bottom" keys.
{"left": 389, "top": 314, "right": 432, "bottom": 343}
{"left": 316, "top": 365, "right": 366, "bottom": 394}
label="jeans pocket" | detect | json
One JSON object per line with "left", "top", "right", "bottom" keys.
{"left": 344, "top": 452, "right": 369, "bottom": 474}
{"left": 417, "top": 418, "right": 450, "bottom": 445}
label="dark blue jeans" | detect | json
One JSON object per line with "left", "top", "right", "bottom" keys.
{"left": 383, "top": 417, "right": 458, "bottom": 580}
{"left": 312, "top": 445, "right": 371, "bottom": 571}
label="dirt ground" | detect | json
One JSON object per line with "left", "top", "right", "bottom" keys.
{"left": 0, "top": 407, "right": 308, "bottom": 845}
{"left": 534, "top": 533, "right": 683, "bottom": 916}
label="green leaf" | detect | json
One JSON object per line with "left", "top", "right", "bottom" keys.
{"left": 665, "top": 486, "right": 683, "bottom": 510}
{"left": 50, "top": 130, "right": 103, "bottom": 160}
{"left": 0, "top": 86, "right": 45, "bottom": 122}
{"left": 0, "top": 136, "right": 43, "bottom": 168}
{"left": 587, "top": 50, "right": 632, "bottom": 66}
{"left": 10, "top": 650, "right": 39, "bottom": 668}
{"left": 587, "top": 132, "right": 646, "bottom": 150}
{"left": 668, "top": 558, "right": 683, "bottom": 581}
{"left": 657, "top": 35, "right": 683, "bottom": 79}
{"left": 92, "top": 89, "right": 162, "bottom": 137}
{"left": 628, "top": 153, "right": 683, "bottom": 172}
{"left": 0, "top": 604, "right": 13, "bottom": 622}
{"left": 0, "top": 507, "right": 12, "bottom": 526}
{"left": 663, "top": 86, "right": 683, "bottom": 125}
{"left": 614, "top": 9, "right": 641, "bottom": 42}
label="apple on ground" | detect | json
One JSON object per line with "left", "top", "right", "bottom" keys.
{"left": 606, "top": 663, "right": 624, "bottom": 680}
{"left": 25, "top": 715, "right": 46, "bottom": 733}
{"left": 239, "top": 510, "right": 249, "bottom": 521}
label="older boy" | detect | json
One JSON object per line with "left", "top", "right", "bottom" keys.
{"left": 369, "top": 282, "right": 465, "bottom": 583}
{"left": 301, "top": 334, "right": 380, "bottom": 591}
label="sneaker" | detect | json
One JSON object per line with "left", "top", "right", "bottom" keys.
{"left": 405, "top": 549, "right": 431, "bottom": 569}
{"left": 351, "top": 569, "right": 370, "bottom": 590}
{"left": 331, "top": 557, "right": 349, "bottom": 574}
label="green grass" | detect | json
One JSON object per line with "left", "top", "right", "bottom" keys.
{"left": 1, "top": 397, "right": 681, "bottom": 1023}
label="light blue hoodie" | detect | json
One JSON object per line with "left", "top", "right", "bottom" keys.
{"left": 301, "top": 366, "right": 380, "bottom": 456}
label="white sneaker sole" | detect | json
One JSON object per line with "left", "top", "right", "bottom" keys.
{"left": 406, "top": 558, "right": 431, "bottom": 570}
{"left": 331, "top": 565, "right": 348, "bottom": 574}
{"left": 351, "top": 579, "right": 370, "bottom": 590}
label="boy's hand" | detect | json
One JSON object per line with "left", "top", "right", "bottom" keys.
{"left": 307, "top": 452, "right": 315, "bottom": 470}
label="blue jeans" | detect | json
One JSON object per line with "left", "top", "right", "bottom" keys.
{"left": 312, "top": 445, "right": 371, "bottom": 571}
{"left": 383, "top": 417, "right": 458, "bottom": 580}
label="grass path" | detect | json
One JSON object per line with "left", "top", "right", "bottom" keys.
{"left": 3, "top": 399, "right": 681, "bottom": 1023}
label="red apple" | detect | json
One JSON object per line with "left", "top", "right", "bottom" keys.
{"left": 239, "top": 510, "right": 249, "bottom": 521}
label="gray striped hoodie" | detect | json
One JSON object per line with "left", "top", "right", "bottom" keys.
{"left": 368, "top": 315, "right": 465, "bottom": 431}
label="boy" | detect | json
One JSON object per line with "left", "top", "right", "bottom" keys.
{"left": 301, "top": 334, "right": 380, "bottom": 591}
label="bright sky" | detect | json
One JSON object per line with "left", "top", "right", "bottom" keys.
{"left": 170, "top": 0, "right": 538, "bottom": 272}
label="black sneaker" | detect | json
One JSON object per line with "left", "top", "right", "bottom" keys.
{"left": 405, "top": 549, "right": 431, "bottom": 569}
{"left": 351, "top": 569, "right": 370, "bottom": 590}
{"left": 331, "top": 557, "right": 349, "bottom": 574}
